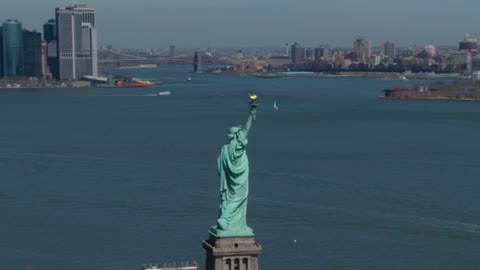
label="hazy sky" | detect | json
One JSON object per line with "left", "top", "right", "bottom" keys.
{"left": 1, "top": 0, "right": 479, "bottom": 49}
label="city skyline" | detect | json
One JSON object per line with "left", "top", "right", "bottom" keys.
{"left": 0, "top": 0, "right": 479, "bottom": 48}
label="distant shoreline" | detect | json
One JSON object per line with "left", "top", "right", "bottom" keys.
{"left": 211, "top": 71, "right": 462, "bottom": 79}
{"left": 379, "top": 96, "right": 480, "bottom": 102}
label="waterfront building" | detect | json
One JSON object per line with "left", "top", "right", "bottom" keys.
{"left": 295, "top": 47, "right": 305, "bottom": 63}
{"left": 305, "top": 48, "right": 313, "bottom": 61}
{"left": 56, "top": 4, "right": 97, "bottom": 80}
{"left": 2, "top": 18, "right": 23, "bottom": 77}
{"left": 314, "top": 48, "right": 321, "bottom": 60}
{"left": 341, "top": 59, "right": 352, "bottom": 69}
{"left": 459, "top": 33, "right": 477, "bottom": 55}
{"left": 290, "top": 42, "right": 305, "bottom": 64}
{"left": 23, "top": 30, "right": 43, "bottom": 77}
{"left": 369, "top": 55, "right": 381, "bottom": 69}
{"left": 234, "top": 59, "right": 267, "bottom": 73}
{"left": 232, "top": 50, "right": 244, "bottom": 61}
{"left": 471, "top": 57, "right": 480, "bottom": 71}
{"left": 472, "top": 71, "right": 480, "bottom": 81}
{"left": 450, "top": 50, "right": 472, "bottom": 72}
{"left": 382, "top": 42, "right": 395, "bottom": 62}
{"left": 321, "top": 47, "right": 329, "bottom": 58}
{"left": 267, "top": 55, "right": 291, "bottom": 67}
{"left": 424, "top": 45, "right": 436, "bottom": 57}
{"left": 169, "top": 45, "right": 175, "bottom": 57}
{"left": 353, "top": 37, "right": 371, "bottom": 63}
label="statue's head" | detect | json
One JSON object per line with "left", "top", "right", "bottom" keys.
{"left": 227, "top": 126, "right": 241, "bottom": 141}
{"left": 227, "top": 126, "right": 247, "bottom": 146}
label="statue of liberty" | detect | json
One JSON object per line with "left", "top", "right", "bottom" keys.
{"left": 210, "top": 94, "right": 258, "bottom": 237}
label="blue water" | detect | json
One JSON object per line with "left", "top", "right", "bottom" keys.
{"left": 1, "top": 65, "right": 479, "bottom": 270}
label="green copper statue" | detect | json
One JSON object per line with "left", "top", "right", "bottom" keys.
{"left": 210, "top": 94, "right": 258, "bottom": 237}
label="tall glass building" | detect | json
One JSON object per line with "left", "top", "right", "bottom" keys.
{"left": 0, "top": 27, "right": 3, "bottom": 76}
{"left": 43, "top": 18, "right": 56, "bottom": 42}
{"left": 23, "top": 30, "right": 42, "bottom": 77}
{"left": 2, "top": 19, "right": 24, "bottom": 77}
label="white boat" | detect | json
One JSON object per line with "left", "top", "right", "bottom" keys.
{"left": 273, "top": 100, "right": 278, "bottom": 110}
{"left": 6, "top": 83, "right": 21, "bottom": 88}
{"left": 186, "top": 77, "right": 191, "bottom": 81}
{"left": 157, "top": 91, "right": 171, "bottom": 96}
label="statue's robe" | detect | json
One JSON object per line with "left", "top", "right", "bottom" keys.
{"left": 215, "top": 128, "right": 251, "bottom": 234}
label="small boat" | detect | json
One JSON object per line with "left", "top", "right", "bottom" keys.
{"left": 256, "top": 73, "right": 281, "bottom": 79}
{"left": 157, "top": 91, "right": 171, "bottom": 96}
{"left": 186, "top": 77, "right": 191, "bottom": 81}
{"left": 6, "top": 83, "right": 21, "bottom": 88}
{"left": 273, "top": 100, "right": 278, "bottom": 110}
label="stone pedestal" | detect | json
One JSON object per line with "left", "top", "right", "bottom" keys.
{"left": 202, "top": 233, "right": 262, "bottom": 270}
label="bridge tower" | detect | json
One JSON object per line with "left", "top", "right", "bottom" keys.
{"left": 194, "top": 51, "right": 202, "bottom": 73}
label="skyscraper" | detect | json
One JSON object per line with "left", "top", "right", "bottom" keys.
{"left": 314, "top": 48, "right": 321, "bottom": 60}
{"left": 56, "top": 7, "right": 83, "bottom": 80}
{"left": 56, "top": 4, "right": 97, "bottom": 80}
{"left": 73, "top": 4, "right": 96, "bottom": 26}
{"left": 290, "top": 42, "right": 298, "bottom": 62}
{"left": 74, "top": 4, "right": 97, "bottom": 76}
{"left": 41, "top": 41, "right": 48, "bottom": 78}
{"left": 43, "top": 18, "right": 56, "bottom": 42}
{"left": 0, "top": 27, "right": 3, "bottom": 77}
{"left": 290, "top": 42, "right": 305, "bottom": 64}
{"left": 2, "top": 18, "right": 24, "bottom": 77}
{"left": 81, "top": 22, "right": 98, "bottom": 76}
{"left": 353, "top": 38, "right": 371, "bottom": 63}
{"left": 315, "top": 47, "right": 328, "bottom": 60}
{"left": 459, "top": 33, "right": 477, "bottom": 55}
{"left": 47, "top": 40, "right": 59, "bottom": 79}
{"left": 382, "top": 42, "right": 395, "bottom": 61}
{"left": 43, "top": 18, "right": 59, "bottom": 79}
{"left": 23, "top": 30, "right": 43, "bottom": 77}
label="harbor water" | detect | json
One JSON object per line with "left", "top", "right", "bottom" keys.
{"left": 1, "top": 65, "right": 479, "bottom": 270}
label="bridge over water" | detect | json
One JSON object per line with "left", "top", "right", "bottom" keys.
{"left": 98, "top": 49, "right": 229, "bottom": 69}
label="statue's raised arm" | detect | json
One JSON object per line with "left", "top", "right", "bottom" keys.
{"left": 210, "top": 94, "right": 259, "bottom": 237}
{"left": 241, "top": 95, "right": 258, "bottom": 136}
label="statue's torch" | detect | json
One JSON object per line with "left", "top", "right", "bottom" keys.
{"left": 248, "top": 93, "right": 258, "bottom": 108}
{"left": 248, "top": 93, "right": 258, "bottom": 120}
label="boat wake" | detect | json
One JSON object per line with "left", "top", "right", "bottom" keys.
{"left": 91, "top": 94, "right": 168, "bottom": 97}
{"left": 193, "top": 169, "right": 480, "bottom": 235}
{"left": 251, "top": 196, "right": 480, "bottom": 234}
